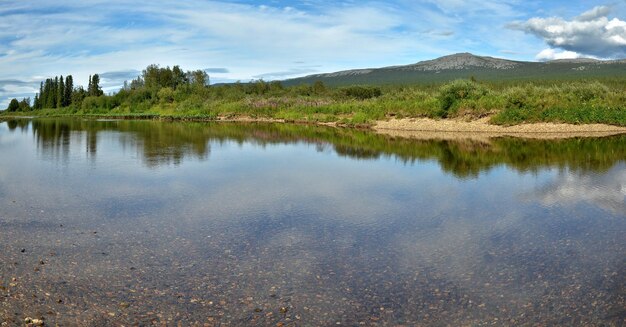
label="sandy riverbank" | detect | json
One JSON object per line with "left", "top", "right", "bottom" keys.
{"left": 373, "top": 117, "right": 626, "bottom": 140}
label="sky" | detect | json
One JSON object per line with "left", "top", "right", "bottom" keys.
{"left": 1, "top": 0, "right": 625, "bottom": 107}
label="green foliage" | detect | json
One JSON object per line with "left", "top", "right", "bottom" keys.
{"left": 437, "top": 79, "right": 488, "bottom": 116}
{"left": 340, "top": 86, "right": 382, "bottom": 100}
{"left": 157, "top": 87, "right": 175, "bottom": 104}
{"left": 34, "top": 74, "right": 77, "bottom": 109}
{"left": 57, "top": 75, "right": 65, "bottom": 108}
{"left": 189, "top": 70, "right": 209, "bottom": 88}
{"left": 64, "top": 75, "right": 73, "bottom": 107}
{"left": 88, "top": 74, "right": 103, "bottom": 97}
{"left": 81, "top": 96, "right": 119, "bottom": 111}
{"left": 562, "top": 81, "right": 609, "bottom": 102}
{"left": 3, "top": 98, "right": 30, "bottom": 112}
{"left": 19, "top": 98, "right": 31, "bottom": 111}
{"left": 492, "top": 81, "right": 625, "bottom": 126}
{"left": 312, "top": 81, "right": 327, "bottom": 95}
{"left": 7, "top": 98, "right": 20, "bottom": 112}
{"left": 346, "top": 111, "right": 370, "bottom": 124}
{"left": 71, "top": 86, "right": 87, "bottom": 108}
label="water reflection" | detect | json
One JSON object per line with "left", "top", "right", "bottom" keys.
{"left": 534, "top": 164, "right": 626, "bottom": 215}
{"left": 5, "top": 119, "right": 29, "bottom": 132}
{"left": 0, "top": 118, "right": 624, "bottom": 325}
{"left": 16, "top": 118, "right": 626, "bottom": 175}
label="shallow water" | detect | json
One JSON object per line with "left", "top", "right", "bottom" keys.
{"left": 0, "top": 118, "right": 624, "bottom": 326}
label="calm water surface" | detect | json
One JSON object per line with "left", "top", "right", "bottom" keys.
{"left": 0, "top": 119, "right": 624, "bottom": 326}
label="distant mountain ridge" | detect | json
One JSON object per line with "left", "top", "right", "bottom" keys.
{"left": 399, "top": 53, "right": 523, "bottom": 70}
{"left": 284, "top": 53, "right": 626, "bottom": 86}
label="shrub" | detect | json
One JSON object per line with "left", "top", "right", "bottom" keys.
{"left": 176, "top": 95, "right": 205, "bottom": 112}
{"left": 504, "top": 86, "right": 530, "bottom": 109}
{"left": 312, "top": 81, "right": 327, "bottom": 95}
{"left": 81, "top": 96, "right": 102, "bottom": 110}
{"left": 81, "top": 96, "right": 119, "bottom": 111}
{"left": 157, "top": 87, "right": 175, "bottom": 103}
{"left": 341, "top": 86, "right": 382, "bottom": 100}
{"left": 562, "top": 81, "right": 609, "bottom": 102}
{"left": 128, "top": 88, "right": 153, "bottom": 104}
{"left": 437, "top": 80, "right": 488, "bottom": 115}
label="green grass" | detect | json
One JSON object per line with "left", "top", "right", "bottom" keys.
{"left": 3, "top": 79, "right": 626, "bottom": 127}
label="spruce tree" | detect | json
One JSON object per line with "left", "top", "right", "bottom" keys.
{"left": 88, "top": 74, "right": 102, "bottom": 96}
{"left": 50, "top": 77, "right": 58, "bottom": 108}
{"left": 93, "top": 74, "right": 102, "bottom": 96}
{"left": 45, "top": 79, "right": 54, "bottom": 108}
{"left": 37, "top": 82, "right": 44, "bottom": 109}
{"left": 58, "top": 75, "right": 65, "bottom": 108}
{"left": 65, "top": 75, "right": 73, "bottom": 106}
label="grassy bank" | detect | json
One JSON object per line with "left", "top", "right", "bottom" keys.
{"left": 3, "top": 78, "right": 626, "bottom": 126}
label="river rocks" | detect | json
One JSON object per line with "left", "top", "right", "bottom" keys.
{"left": 24, "top": 317, "right": 45, "bottom": 326}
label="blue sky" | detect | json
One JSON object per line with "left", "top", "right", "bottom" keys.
{"left": 1, "top": 0, "right": 625, "bottom": 107}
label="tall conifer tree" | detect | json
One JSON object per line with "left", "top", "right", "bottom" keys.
{"left": 51, "top": 77, "right": 58, "bottom": 108}
{"left": 45, "top": 79, "right": 54, "bottom": 108}
{"left": 65, "top": 75, "right": 73, "bottom": 106}
{"left": 58, "top": 75, "right": 65, "bottom": 108}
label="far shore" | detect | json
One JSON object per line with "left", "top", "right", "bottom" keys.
{"left": 2, "top": 114, "right": 626, "bottom": 140}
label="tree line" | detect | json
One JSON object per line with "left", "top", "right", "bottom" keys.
{"left": 124, "top": 65, "right": 208, "bottom": 91}
{"left": 5, "top": 64, "right": 210, "bottom": 112}
{"left": 32, "top": 74, "right": 104, "bottom": 110}
{"left": 5, "top": 74, "right": 103, "bottom": 112}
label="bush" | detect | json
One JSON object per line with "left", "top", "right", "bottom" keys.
{"left": 504, "top": 86, "right": 531, "bottom": 109}
{"left": 438, "top": 80, "right": 488, "bottom": 114}
{"left": 176, "top": 95, "right": 205, "bottom": 112}
{"left": 81, "top": 96, "right": 101, "bottom": 110}
{"left": 341, "top": 86, "right": 382, "bottom": 100}
{"left": 157, "top": 87, "right": 175, "bottom": 103}
{"left": 81, "top": 96, "right": 119, "bottom": 111}
{"left": 562, "top": 81, "right": 609, "bottom": 102}
{"left": 128, "top": 88, "right": 153, "bottom": 104}
{"left": 312, "top": 81, "right": 327, "bottom": 95}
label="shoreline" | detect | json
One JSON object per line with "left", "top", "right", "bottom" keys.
{"left": 2, "top": 114, "right": 626, "bottom": 140}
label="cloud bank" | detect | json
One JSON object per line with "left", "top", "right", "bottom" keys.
{"left": 510, "top": 5, "right": 626, "bottom": 60}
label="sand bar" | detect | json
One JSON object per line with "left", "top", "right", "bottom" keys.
{"left": 373, "top": 117, "right": 626, "bottom": 140}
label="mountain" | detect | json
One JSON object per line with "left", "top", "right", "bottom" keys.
{"left": 283, "top": 53, "right": 626, "bottom": 86}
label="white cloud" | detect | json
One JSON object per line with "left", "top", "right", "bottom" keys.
{"left": 510, "top": 5, "right": 626, "bottom": 59}
{"left": 535, "top": 48, "right": 582, "bottom": 61}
